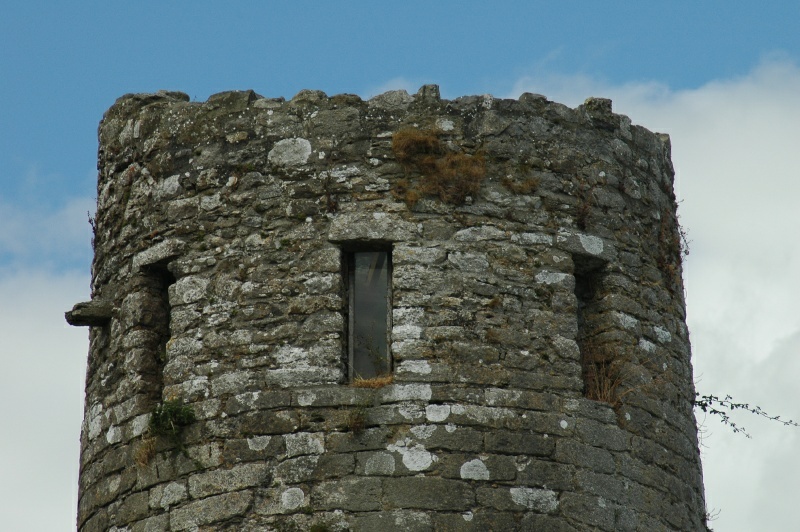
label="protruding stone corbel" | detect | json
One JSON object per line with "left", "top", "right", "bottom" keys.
{"left": 65, "top": 300, "right": 113, "bottom": 327}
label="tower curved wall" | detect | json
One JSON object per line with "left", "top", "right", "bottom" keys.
{"left": 70, "top": 85, "right": 707, "bottom": 531}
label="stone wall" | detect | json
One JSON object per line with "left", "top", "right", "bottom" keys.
{"left": 68, "top": 85, "right": 708, "bottom": 530}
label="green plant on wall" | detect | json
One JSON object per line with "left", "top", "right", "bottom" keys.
{"left": 149, "top": 399, "right": 196, "bottom": 451}
{"left": 136, "top": 399, "right": 196, "bottom": 467}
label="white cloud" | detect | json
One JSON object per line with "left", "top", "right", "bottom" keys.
{"left": 0, "top": 268, "right": 89, "bottom": 531}
{"left": 509, "top": 56, "right": 800, "bottom": 531}
{"left": 0, "top": 192, "right": 94, "bottom": 270}
{"left": 0, "top": 177, "right": 93, "bottom": 529}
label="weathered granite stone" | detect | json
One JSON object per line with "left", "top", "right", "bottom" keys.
{"left": 311, "top": 477, "right": 383, "bottom": 511}
{"left": 66, "top": 300, "right": 113, "bottom": 326}
{"left": 70, "top": 86, "right": 708, "bottom": 530}
{"left": 187, "top": 463, "right": 268, "bottom": 498}
{"left": 384, "top": 477, "right": 475, "bottom": 511}
{"left": 168, "top": 490, "right": 252, "bottom": 531}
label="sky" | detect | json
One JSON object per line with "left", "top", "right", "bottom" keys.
{"left": 2, "top": 2, "right": 799, "bottom": 530}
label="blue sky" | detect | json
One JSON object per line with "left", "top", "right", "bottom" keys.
{"left": 2, "top": 2, "right": 800, "bottom": 530}
{"left": 3, "top": 1, "right": 799, "bottom": 222}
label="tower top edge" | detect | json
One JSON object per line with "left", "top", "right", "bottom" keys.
{"left": 104, "top": 85, "right": 665, "bottom": 141}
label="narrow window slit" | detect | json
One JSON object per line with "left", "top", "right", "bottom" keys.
{"left": 142, "top": 264, "right": 176, "bottom": 402}
{"left": 344, "top": 248, "right": 392, "bottom": 381}
{"left": 573, "top": 256, "right": 609, "bottom": 401}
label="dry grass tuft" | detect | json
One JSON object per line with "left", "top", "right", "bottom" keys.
{"left": 656, "top": 209, "right": 690, "bottom": 293}
{"left": 134, "top": 437, "right": 157, "bottom": 467}
{"left": 391, "top": 129, "right": 442, "bottom": 162}
{"left": 575, "top": 183, "right": 595, "bottom": 230}
{"left": 487, "top": 296, "right": 503, "bottom": 309}
{"left": 485, "top": 327, "right": 504, "bottom": 344}
{"left": 581, "top": 334, "right": 643, "bottom": 407}
{"left": 583, "top": 358, "right": 627, "bottom": 407}
{"left": 581, "top": 338, "right": 669, "bottom": 410}
{"left": 501, "top": 176, "right": 540, "bottom": 195}
{"left": 423, "top": 152, "right": 486, "bottom": 204}
{"left": 346, "top": 408, "right": 368, "bottom": 434}
{"left": 350, "top": 374, "right": 394, "bottom": 389}
{"left": 391, "top": 128, "right": 486, "bottom": 206}
{"left": 393, "top": 178, "right": 422, "bottom": 207}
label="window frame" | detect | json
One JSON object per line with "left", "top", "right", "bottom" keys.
{"left": 342, "top": 245, "right": 393, "bottom": 381}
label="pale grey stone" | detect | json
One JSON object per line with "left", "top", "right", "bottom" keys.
{"left": 268, "top": 138, "right": 312, "bottom": 166}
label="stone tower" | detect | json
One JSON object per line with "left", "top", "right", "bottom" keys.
{"left": 67, "top": 85, "right": 708, "bottom": 531}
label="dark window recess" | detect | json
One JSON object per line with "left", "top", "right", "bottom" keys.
{"left": 141, "top": 264, "right": 176, "bottom": 401}
{"left": 573, "top": 256, "right": 607, "bottom": 399}
{"left": 345, "top": 250, "right": 392, "bottom": 380}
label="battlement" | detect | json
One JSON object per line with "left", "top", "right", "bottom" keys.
{"left": 69, "top": 85, "right": 707, "bottom": 530}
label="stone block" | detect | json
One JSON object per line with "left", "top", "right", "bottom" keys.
{"left": 222, "top": 436, "right": 284, "bottom": 463}
{"left": 130, "top": 514, "right": 169, "bottom": 532}
{"left": 311, "top": 477, "right": 383, "bottom": 511}
{"left": 169, "top": 491, "right": 253, "bottom": 531}
{"left": 326, "top": 427, "right": 393, "bottom": 453}
{"left": 484, "top": 430, "right": 555, "bottom": 456}
{"left": 284, "top": 431, "right": 325, "bottom": 457}
{"left": 557, "top": 491, "right": 616, "bottom": 530}
{"left": 188, "top": 463, "right": 268, "bottom": 498}
{"left": 65, "top": 300, "right": 113, "bottom": 327}
{"left": 274, "top": 455, "right": 320, "bottom": 484}
{"left": 576, "top": 417, "right": 631, "bottom": 452}
{"left": 554, "top": 439, "right": 615, "bottom": 474}
{"left": 351, "top": 510, "right": 433, "bottom": 532}
{"left": 515, "top": 458, "right": 576, "bottom": 491}
{"left": 438, "top": 454, "right": 518, "bottom": 481}
{"left": 356, "top": 451, "right": 398, "bottom": 476}
{"left": 113, "top": 490, "right": 150, "bottom": 524}
{"left": 575, "top": 469, "right": 626, "bottom": 503}
{"left": 384, "top": 477, "right": 474, "bottom": 511}
{"left": 149, "top": 481, "right": 188, "bottom": 510}
{"left": 476, "top": 485, "right": 559, "bottom": 513}
{"left": 414, "top": 423, "right": 484, "bottom": 453}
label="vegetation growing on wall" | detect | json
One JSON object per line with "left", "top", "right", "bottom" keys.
{"left": 391, "top": 128, "right": 486, "bottom": 206}
{"left": 575, "top": 183, "right": 596, "bottom": 230}
{"left": 694, "top": 393, "right": 800, "bottom": 438}
{"left": 138, "top": 398, "right": 196, "bottom": 463}
{"left": 150, "top": 399, "right": 196, "bottom": 442}
{"left": 350, "top": 374, "right": 394, "bottom": 389}
{"left": 657, "top": 209, "right": 690, "bottom": 292}
{"left": 581, "top": 341, "right": 626, "bottom": 406}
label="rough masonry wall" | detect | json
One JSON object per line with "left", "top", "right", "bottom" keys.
{"left": 72, "top": 86, "right": 707, "bottom": 531}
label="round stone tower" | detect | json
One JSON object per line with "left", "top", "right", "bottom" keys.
{"left": 67, "top": 85, "right": 708, "bottom": 531}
